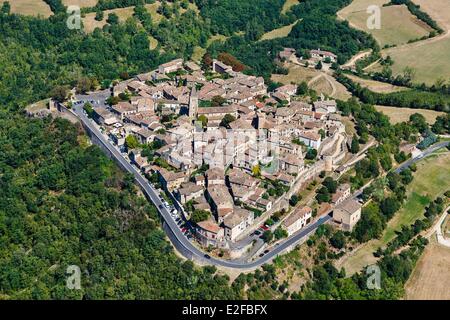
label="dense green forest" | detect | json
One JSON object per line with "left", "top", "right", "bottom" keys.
{"left": 82, "top": 0, "right": 157, "bottom": 13}
{"left": 0, "top": 3, "right": 237, "bottom": 299}
{"left": 194, "top": 0, "right": 292, "bottom": 35}
{"left": 336, "top": 73, "right": 450, "bottom": 112}
{"left": 0, "top": 7, "right": 168, "bottom": 110}
{"left": 207, "top": 0, "right": 377, "bottom": 79}
{"left": 0, "top": 113, "right": 239, "bottom": 299}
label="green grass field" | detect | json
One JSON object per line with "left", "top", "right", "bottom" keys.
{"left": 382, "top": 151, "right": 450, "bottom": 241}
{"left": 338, "top": 150, "right": 450, "bottom": 275}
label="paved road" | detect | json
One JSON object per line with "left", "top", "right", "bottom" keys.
{"left": 394, "top": 141, "right": 449, "bottom": 174}
{"left": 352, "top": 141, "right": 449, "bottom": 199}
{"left": 71, "top": 104, "right": 332, "bottom": 269}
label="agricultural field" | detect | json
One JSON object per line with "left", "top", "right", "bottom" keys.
{"left": 271, "top": 64, "right": 351, "bottom": 100}
{"left": 260, "top": 20, "right": 299, "bottom": 41}
{"left": 375, "top": 105, "right": 445, "bottom": 125}
{"left": 62, "top": 0, "right": 98, "bottom": 8}
{"left": 337, "top": 150, "right": 450, "bottom": 276}
{"left": 405, "top": 238, "right": 450, "bottom": 300}
{"left": 83, "top": 6, "right": 135, "bottom": 32}
{"left": 281, "top": 0, "right": 300, "bottom": 14}
{"left": 338, "top": 0, "right": 432, "bottom": 47}
{"left": 1, "top": 0, "right": 53, "bottom": 18}
{"left": 379, "top": 37, "right": 450, "bottom": 86}
{"left": 345, "top": 74, "right": 408, "bottom": 93}
{"left": 412, "top": 0, "right": 450, "bottom": 30}
{"left": 367, "top": 0, "right": 450, "bottom": 85}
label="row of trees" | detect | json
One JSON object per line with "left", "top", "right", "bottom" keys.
{"left": 379, "top": 196, "right": 447, "bottom": 256}
{"left": 336, "top": 73, "right": 450, "bottom": 112}
{"left": 388, "top": 0, "right": 443, "bottom": 33}
{"left": 82, "top": 0, "right": 158, "bottom": 13}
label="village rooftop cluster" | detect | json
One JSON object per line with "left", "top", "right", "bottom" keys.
{"left": 85, "top": 52, "right": 362, "bottom": 251}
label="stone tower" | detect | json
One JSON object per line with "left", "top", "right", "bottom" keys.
{"left": 189, "top": 86, "right": 198, "bottom": 119}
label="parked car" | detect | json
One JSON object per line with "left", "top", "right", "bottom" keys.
{"left": 204, "top": 254, "right": 211, "bottom": 259}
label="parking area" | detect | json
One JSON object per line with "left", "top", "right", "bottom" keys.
{"left": 74, "top": 89, "right": 111, "bottom": 108}
{"left": 157, "top": 193, "right": 194, "bottom": 240}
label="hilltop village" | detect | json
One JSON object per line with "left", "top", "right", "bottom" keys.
{"left": 79, "top": 53, "right": 361, "bottom": 253}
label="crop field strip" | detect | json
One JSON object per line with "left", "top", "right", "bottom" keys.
{"left": 1, "top": 0, "right": 53, "bottom": 17}
{"left": 367, "top": 0, "right": 450, "bottom": 85}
